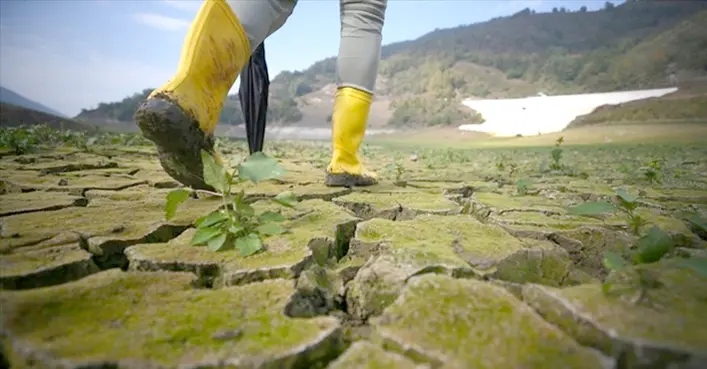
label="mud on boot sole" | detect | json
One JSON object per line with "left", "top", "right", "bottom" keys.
{"left": 325, "top": 172, "right": 378, "bottom": 188}
{"left": 134, "top": 96, "right": 216, "bottom": 191}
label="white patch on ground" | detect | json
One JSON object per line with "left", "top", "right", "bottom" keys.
{"left": 458, "top": 87, "right": 678, "bottom": 137}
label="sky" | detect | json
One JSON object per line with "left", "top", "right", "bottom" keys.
{"left": 0, "top": 0, "right": 620, "bottom": 117}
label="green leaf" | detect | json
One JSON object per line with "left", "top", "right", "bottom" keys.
{"left": 237, "top": 152, "right": 285, "bottom": 184}
{"left": 568, "top": 201, "right": 615, "bottom": 216}
{"left": 235, "top": 201, "right": 255, "bottom": 217}
{"left": 679, "top": 257, "right": 707, "bottom": 278}
{"left": 207, "top": 232, "right": 228, "bottom": 252}
{"left": 191, "top": 226, "right": 224, "bottom": 246}
{"left": 257, "top": 223, "right": 286, "bottom": 236}
{"left": 195, "top": 210, "right": 228, "bottom": 228}
{"left": 235, "top": 233, "right": 263, "bottom": 256}
{"left": 632, "top": 226, "right": 674, "bottom": 264}
{"left": 273, "top": 191, "right": 298, "bottom": 208}
{"left": 164, "top": 188, "right": 190, "bottom": 221}
{"left": 200, "top": 149, "right": 228, "bottom": 193}
{"left": 603, "top": 250, "right": 628, "bottom": 271}
{"left": 259, "top": 211, "right": 286, "bottom": 223}
{"left": 229, "top": 224, "right": 244, "bottom": 235}
{"left": 615, "top": 188, "right": 637, "bottom": 204}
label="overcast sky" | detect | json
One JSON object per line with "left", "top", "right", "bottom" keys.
{"left": 0, "top": 0, "right": 620, "bottom": 116}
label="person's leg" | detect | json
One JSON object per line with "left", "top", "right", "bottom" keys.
{"left": 326, "top": 0, "right": 388, "bottom": 187}
{"left": 134, "top": 0, "right": 296, "bottom": 190}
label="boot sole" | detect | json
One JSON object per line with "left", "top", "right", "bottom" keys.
{"left": 325, "top": 172, "right": 378, "bottom": 188}
{"left": 134, "top": 96, "right": 215, "bottom": 190}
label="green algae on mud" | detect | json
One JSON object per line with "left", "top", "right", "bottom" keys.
{"left": 345, "top": 215, "right": 575, "bottom": 319}
{"left": 0, "top": 169, "right": 148, "bottom": 193}
{"left": 488, "top": 211, "right": 604, "bottom": 230}
{"left": 0, "top": 270, "right": 343, "bottom": 368}
{"left": 0, "top": 192, "right": 221, "bottom": 282}
{"left": 0, "top": 193, "right": 220, "bottom": 253}
{"left": 0, "top": 245, "right": 99, "bottom": 290}
{"left": 126, "top": 199, "right": 360, "bottom": 287}
{"left": 333, "top": 192, "right": 460, "bottom": 220}
{"left": 471, "top": 192, "right": 569, "bottom": 215}
{"left": 0, "top": 191, "right": 88, "bottom": 217}
{"left": 325, "top": 341, "right": 421, "bottom": 369}
{"left": 370, "top": 274, "right": 610, "bottom": 368}
{"left": 523, "top": 260, "right": 707, "bottom": 367}
{"left": 352, "top": 214, "right": 563, "bottom": 273}
{"left": 237, "top": 180, "right": 351, "bottom": 202}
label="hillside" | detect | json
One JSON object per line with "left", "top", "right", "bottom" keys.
{"left": 566, "top": 79, "right": 707, "bottom": 129}
{"left": 0, "top": 103, "right": 96, "bottom": 132}
{"left": 79, "top": 0, "right": 707, "bottom": 128}
{"left": 0, "top": 86, "right": 67, "bottom": 118}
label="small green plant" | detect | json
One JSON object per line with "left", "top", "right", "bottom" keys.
{"left": 568, "top": 188, "right": 647, "bottom": 235}
{"left": 386, "top": 162, "right": 405, "bottom": 183}
{"left": 495, "top": 155, "right": 507, "bottom": 171}
{"left": 514, "top": 178, "right": 533, "bottom": 196}
{"left": 550, "top": 136, "right": 564, "bottom": 171}
{"left": 385, "top": 158, "right": 406, "bottom": 185}
{"left": 601, "top": 231, "right": 707, "bottom": 306}
{"left": 641, "top": 159, "right": 663, "bottom": 184}
{"left": 165, "top": 150, "right": 298, "bottom": 256}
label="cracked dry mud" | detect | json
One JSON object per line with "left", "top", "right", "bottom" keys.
{"left": 2, "top": 143, "right": 707, "bottom": 369}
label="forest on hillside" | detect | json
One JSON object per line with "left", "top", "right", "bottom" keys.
{"left": 77, "top": 0, "right": 707, "bottom": 127}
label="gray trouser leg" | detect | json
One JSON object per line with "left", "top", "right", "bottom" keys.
{"left": 226, "top": 0, "right": 297, "bottom": 53}
{"left": 337, "top": 0, "right": 388, "bottom": 94}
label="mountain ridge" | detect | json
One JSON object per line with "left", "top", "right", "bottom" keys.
{"left": 0, "top": 86, "right": 68, "bottom": 118}
{"left": 76, "top": 0, "right": 707, "bottom": 128}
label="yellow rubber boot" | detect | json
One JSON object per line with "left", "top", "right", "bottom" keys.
{"left": 325, "top": 87, "right": 378, "bottom": 187}
{"left": 134, "top": 0, "right": 250, "bottom": 190}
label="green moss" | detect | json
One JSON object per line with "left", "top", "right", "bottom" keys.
{"left": 493, "top": 247, "right": 574, "bottom": 287}
{"left": 630, "top": 187, "right": 707, "bottom": 204}
{"left": 237, "top": 180, "right": 350, "bottom": 201}
{"left": 605, "top": 208, "right": 694, "bottom": 235}
{"left": 557, "top": 227, "right": 636, "bottom": 277}
{"left": 357, "top": 215, "right": 552, "bottom": 268}
{"left": 347, "top": 215, "right": 574, "bottom": 319}
{"left": 523, "top": 260, "right": 707, "bottom": 359}
{"left": 0, "top": 246, "right": 91, "bottom": 277}
{"left": 334, "top": 192, "right": 460, "bottom": 216}
{"left": 0, "top": 169, "right": 146, "bottom": 191}
{"left": 490, "top": 212, "right": 604, "bottom": 230}
{"left": 326, "top": 341, "right": 419, "bottom": 369}
{"left": 0, "top": 270, "right": 341, "bottom": 367}
{"left": 0, "top": 195, "right": 220, "bottom": 253}
{"left": 563, "top": 180, "right": 616, "bottom": 196}
{"left": 473, "top": 192, "right": 567, "bottom": 213}
{"left": 84, "top": 186, "right": 161, "bottom": 202}
{"left": 371, "top": 275, "right": 608, "bottom": 368}
{"left": 126, "top": 199, "right": 358, "bottom": 283}
{"left": 0, "top": 191, "right": 86, "bottom": 216}
{"left": 336, "top": 255, "right": 367, "bottom": 271}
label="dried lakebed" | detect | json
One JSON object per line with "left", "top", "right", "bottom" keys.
{"left": 1, "top": 144, "right": 706, "bottom": 369}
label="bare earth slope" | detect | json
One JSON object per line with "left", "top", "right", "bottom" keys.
{"left": 0, "top": 103, "right": 96, "bottom": 132}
